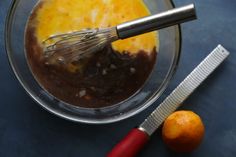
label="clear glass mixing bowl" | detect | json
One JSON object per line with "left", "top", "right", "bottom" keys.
{"left": 5, "top": 0, "right": 181, "bottom": 124}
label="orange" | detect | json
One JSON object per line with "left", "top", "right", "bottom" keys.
{"left": 162, "top": 110, "right": 205, "bottom": 152}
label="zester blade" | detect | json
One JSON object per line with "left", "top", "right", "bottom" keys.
{"left": 139, "top": 45, "right": 230, "bottom": 136}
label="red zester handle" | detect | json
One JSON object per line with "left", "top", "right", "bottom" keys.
{"left": 107, "top": 128, "right": 149, "bottom": 157}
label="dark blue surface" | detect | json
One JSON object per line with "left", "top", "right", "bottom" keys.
{"left": 1, "top": 0, "right": 236, "bottom": 156}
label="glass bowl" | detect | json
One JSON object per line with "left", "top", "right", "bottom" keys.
{"left": 5, "top": 0, "right": 181, "bottom": 124}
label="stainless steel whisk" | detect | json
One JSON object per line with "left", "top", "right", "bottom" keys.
{"left": 43, "top": 4, "right": 196, "bottom": 63}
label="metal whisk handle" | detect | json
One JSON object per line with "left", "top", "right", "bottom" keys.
{"left": 116, "top": 4, "right": 196, "bottom": 39}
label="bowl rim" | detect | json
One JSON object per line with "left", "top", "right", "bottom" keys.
{"left": 5, "top": 0, "right": 182, "bottom": 124}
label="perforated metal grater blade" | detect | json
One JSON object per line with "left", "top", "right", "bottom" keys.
{"left": 139, "top": 45, "right": 230, "bottom": 136}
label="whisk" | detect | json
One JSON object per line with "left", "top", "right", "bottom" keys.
{"left": 43, "top": 4, "right": 196, "bottom": 64}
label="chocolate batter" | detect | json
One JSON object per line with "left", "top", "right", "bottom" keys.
{"left": 25, "top": 3, "right": 157, "bottom": 108}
